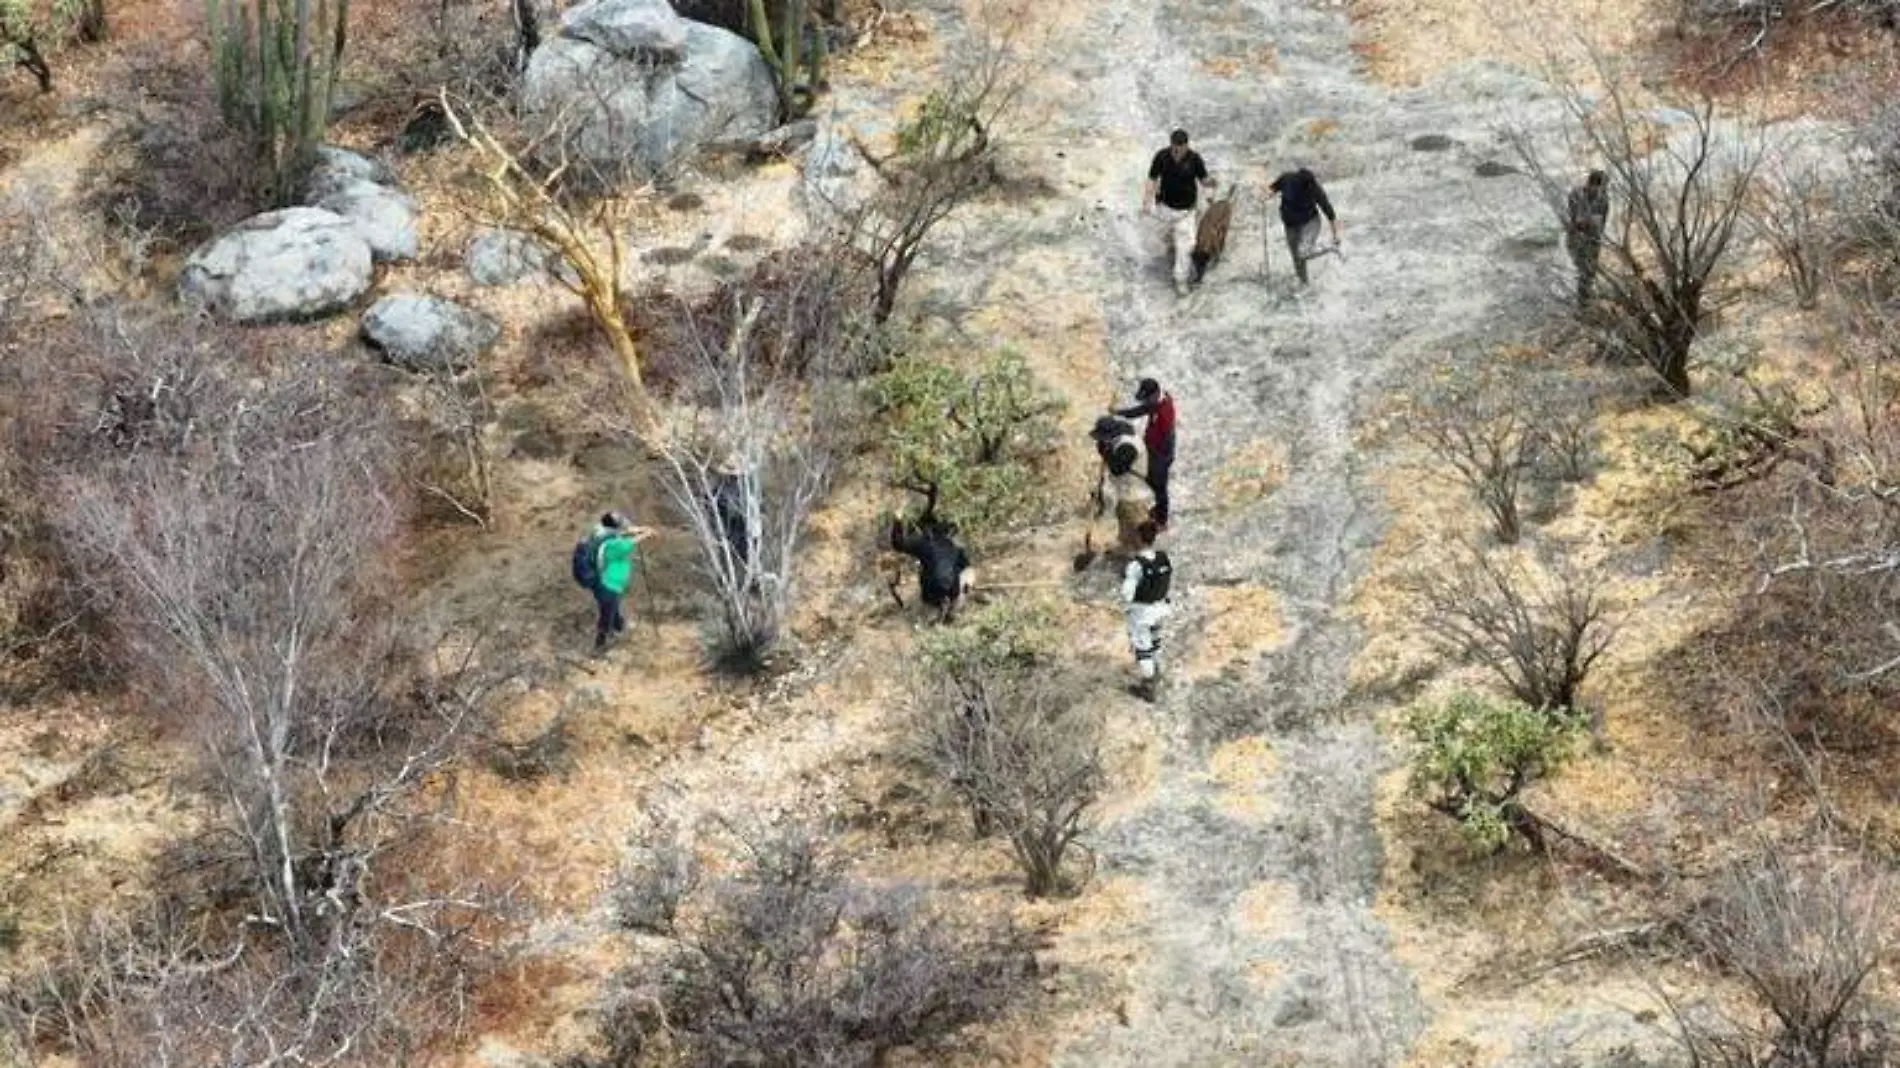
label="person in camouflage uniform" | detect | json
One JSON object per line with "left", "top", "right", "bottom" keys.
{"left": 1565, "top": 170, "right": 1611, "bottom": 308}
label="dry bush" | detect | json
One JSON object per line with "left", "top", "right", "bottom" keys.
{"left": 1664, "top": 849, "right": 1894, "bottom": 1067}
{"left": 1407, "top": 360, "right": 1543, "bottom": 543}
{"left": 1748, "top": 302, "right": 1900, "bottom": 715}
{"left": 1527, "top": 369, "right": 1607, "bottom": 484}
{"left": 904, "top": 601, "right": 1099, "bottom": 897}
{"left": 82, "top": 39, "right": 261, "bottom": 245}
{"left": 599, "top": 819, "right": 1035, "bottom": 1068}
{"left": 907, "top": 667, "right": 1103, "bottom": 897}
{"left": 1509, "top": 50, "right": 1761, "bottom": 398}
{"left": 1750, "top": 155, "right": 1836, "bottom": 311}
{"left": 1410, "top": 542, "right": 1614, "bottom": 713}
{"left": 632, "top": 241, "right": 883, "bottom": 397}
{"left": 1, "top": 366, "right": 517, "bottom": 1065}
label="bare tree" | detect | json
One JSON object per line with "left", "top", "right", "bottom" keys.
{"left": 1407, "top": 360, "right": 1543, "bottom": 544}
{"left": 833, "top": 8, "right": 1030, "bottom": 324}
{"left": 904, "top": 612, "right": 1101, "bottom": 898}
{"left": 1509, "top": 51, "right": 1762, "bottom": 398}
{"left": 20, "top": 375, "right": 511, "bottom": 1064}
{"left": 601, "top": 818, "right": 1034, "bottom": 1068}
{"left": 440, "top": 90, "right": 656, "bottom": 435}
{"left": 653, "top": 298, "right": 837, "bottom": 673}
{"left": 1410, "top": 542, "right": 1614, "bottom": 713}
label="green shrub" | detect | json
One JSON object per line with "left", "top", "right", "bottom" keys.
{"left": 1406, "top": 692, "right": 1584, "bottom": 853}
{"left": 872, "top": 348, "right": 1064, "bottom": 540}
{"left": 915, "top": 597, "right": 1060, "bottom": 680}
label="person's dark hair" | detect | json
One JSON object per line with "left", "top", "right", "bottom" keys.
{"left": 602, "top": 511, "right": 623, "bottom": 529}
{"left": 1169, "top": 129, "right": 1189, "bottom": 147}
{"left": 1136, "top": 378, "right": 1161, "bottom": 401}
{"left": 1135, "top": 519, "right": 1160, "bottom": 547}
{"left": 1587, "top": 169, "right": 1607, "bottom": 187}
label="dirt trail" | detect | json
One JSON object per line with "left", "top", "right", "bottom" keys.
{"left": 903, "top": 0, "right": 1569, "bottom": 1061}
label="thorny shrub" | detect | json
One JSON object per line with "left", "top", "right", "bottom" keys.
{"left": 872, "top": 348, "right": 1065, "bottom": 541}
{"left": 599, "top": 819, "right": 1035, "bottom": 1067}
{"left": 1406, "top": 691, "right": 1586, "bottom": 853}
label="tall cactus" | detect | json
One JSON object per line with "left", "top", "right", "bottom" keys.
{"left": 204, "top": 0, "right": 349, "bottom": 206}
{"left": 746, "top": 0, "right": 823, "bottom": 119}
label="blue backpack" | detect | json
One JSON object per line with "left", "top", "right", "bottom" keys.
{"left": 571, "top": 533, "right": 602, "bottom": 590}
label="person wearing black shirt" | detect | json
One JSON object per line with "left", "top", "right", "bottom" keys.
{"left": 1267, "top": 166, "right": 1341, "bottom": 285}
{"left": 889, "top": 517, "right": 972, "bottom": 622}
{"left": 1143, "top": 129, "right": 1217, "bottom": 297}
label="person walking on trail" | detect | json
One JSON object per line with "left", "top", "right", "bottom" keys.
{"left": 1267, "top": 165, "right": 1341, "bottom": 285}
{"left": 1122, "top": 520, "right": 1174, "bottom": 703}
{"left": 1143, "top": 129, "right": 1218, "bottom": 297}
{"left": 711, "top": 456, "right": 751, "bottom": 575}
{"left": 1566, "top": 169, "right": 1610, "bottom": 308}
{"left": 573, "top": 511, "right": 641, "bottom": 653}
{"left": 888, "top": 514, "right": 973, "bottom": 622}
{"left": 1112, "top": 377, "right": 1178, "bottom": 529}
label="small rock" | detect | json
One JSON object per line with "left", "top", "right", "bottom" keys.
{"left": 360, "top": 293, "right": 500, "bottom": 374}
{"left": 560, "top": 0, "right": 688, "bottom": 57}
{"left": 1474, "top": 159, "right": 1520, "bottom": 178}
{"left": 314, "top": 179, "right": 420, "bottom": 263}
{"left": 305, "top": 145, "right": 398, "bottom": 201}
{"left": 467, "top": 228, "right": 551, "bottom": 286}
{"left": 751, "top": 118, "right": 819, "bottom": 157}
{"left": 1409, "top": 133, "right": 1455, "bottom": 151}
{"left": 180, "top": 208, "right": 373, "bottom": 324}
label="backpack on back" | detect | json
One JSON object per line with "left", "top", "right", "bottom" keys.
{"left": 571, "top": 533, "right": 603, "bottom": 590}
{"left": 1133, "top": 550, "right": 1173, "bottom": 604}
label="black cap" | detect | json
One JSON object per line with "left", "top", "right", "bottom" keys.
{"left": 1136, "top": 378, "right": 1161, "bottom": 400}
{"left": 1170, "top": 129, "right": 1189, "bottom": 146}
{"left": 601, "top": 511, "right": 623, "bottom": 528}
{"left": 1587, "top": 169, "right": 1607, "bottom": 185}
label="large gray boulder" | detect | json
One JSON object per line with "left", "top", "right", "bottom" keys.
{"left": 560, "top": 0, "right": 687, "bottom": 56}
{"left": 523, "top": 17, "right": 776, "bottom": 175}
{"left": 312, "top": 179, "right": 420, "bottom": 263}
{"left": 180, "top": 208, "right": 374, "bottom": 324}
{"left": 360, "top": 294, "right": 500, "bottom": 373}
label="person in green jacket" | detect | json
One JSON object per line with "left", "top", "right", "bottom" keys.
{"left": 591, "top": 512, "right": 640, "bottom": 652}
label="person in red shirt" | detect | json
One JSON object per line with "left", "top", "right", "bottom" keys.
{"left": 1113, "top": 378, "right": 1177, "bottom": 529}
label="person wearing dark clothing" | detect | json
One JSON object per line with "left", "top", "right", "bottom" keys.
{"left": 1143, "top": 130, "right": 1217, "bottom": 296}
{"left": 1268, "top": 167, "right": 1341, "bottom": 284}
{"left": 711, "top": 470, "right": 749, "bottom": 573}
{"left": 889, "top": 518, "right": 972, "bottom": 622}
{"left": 1566, "top": 170, "right": 1610, "bottom": 308}
{"left": 1113, "top": 378, "right": 1178, "bottom": 528}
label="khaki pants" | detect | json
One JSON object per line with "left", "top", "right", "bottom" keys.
{"left": 1154, "top": 205, "right": 1198, "bottom": 287}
